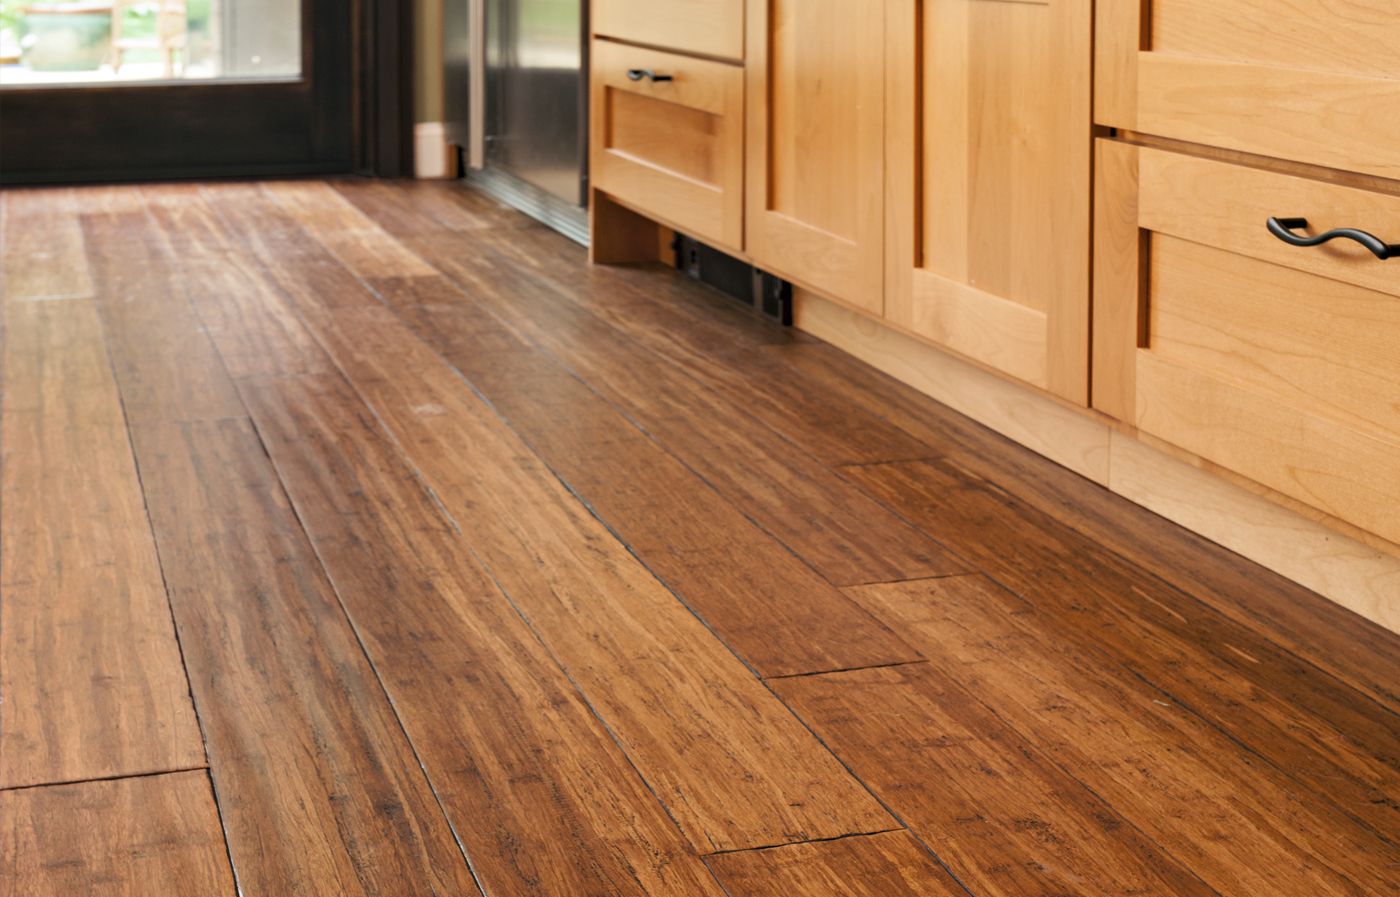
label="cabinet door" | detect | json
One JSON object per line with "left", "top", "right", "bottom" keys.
{"left": 745, "top": 0, "right": 885, "bottom": 315}
{"left": 1094, "top": 139, "right": 1400, "bottom": 543}
{"left": 1097, "top": 0, "right": 1400, "bottom": 178}
{"left": 885, "top": 0, "right": 1091, "bottom": 402}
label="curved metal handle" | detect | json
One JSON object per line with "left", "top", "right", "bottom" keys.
{"left": 1267, "top": 217, "right": 1400, "bottom": 261}
{"left": 626, "top": 68, "right": 673, "bottom": 83}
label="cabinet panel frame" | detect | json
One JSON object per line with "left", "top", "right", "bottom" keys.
{"left": 744, "top": 0, "right": 887, "bottom": 315}
{"left": 885, "top": 0, "right": 1091, "bottom": 403}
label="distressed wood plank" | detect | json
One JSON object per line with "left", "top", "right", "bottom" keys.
{"left": 769, "top": 336, "right": 1400, "bottom": 713}
{"left": 705, "top": 831, "right": 967, "bottom": 897}
{"left": 842, "top": 459, "right": 1400, "bottom": 845}
{"left": 80, "top": 212, "right": 244, "bottom": 423}
{"left": 400, "top": 230, "right": 961, "bottom": 586}
{"left": 129, "top": 417, "right": 480, "bottom": 897}
{"left": 773, "top": 664, "right": 1217, "bottom": 897}
{"left": 239, "top": 372, "right": 729, "bottom": 897}
{"left": 215, "top": 230, "right": 894, "bottom": 850}
{"left": 0, "top": 297, "right": 203, "bottom": 788}
{"left": 848, "top": 575, "right": 1399, "bottom": 897}
{"left": 0, "top": 772, "right": 236, "bottom": 897}
{"left": 368, "top": 274, "right": 923, "bottom": 677}
{"left": 0, "top": 189, "right": 94, "bottom": 301}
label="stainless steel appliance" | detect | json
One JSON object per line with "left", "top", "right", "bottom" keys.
{"left": 445, "top": 0, "right": 589, "bottom": 242}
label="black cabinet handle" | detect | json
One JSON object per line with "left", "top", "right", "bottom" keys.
{"left": 1267, "top": 216, "right": 1400, "bottom": 261}
{"left": 626, "top": 68, "right": 673, "bottom": 83}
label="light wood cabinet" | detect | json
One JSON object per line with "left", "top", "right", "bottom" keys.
{"left": 1097, "top": 0, "right": 1400, "bottom": 178}
{"left": 593, "top": 0, "right": 746, "bottom": 62}
{"left": 1094, "top": 140, "right": 1400, "bottom": 544}
{"left": 883, "top": 0, "right": 1092, "bottom": 403}
{"left": 744, "top": 0, "right": 886, "bottom": 315}
{"left": 590, "top": 40, "right": 745, "bottom": 253}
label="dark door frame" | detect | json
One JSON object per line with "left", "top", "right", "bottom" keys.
{"left": 0, "top": 0, "right": 413, "bottom": 183}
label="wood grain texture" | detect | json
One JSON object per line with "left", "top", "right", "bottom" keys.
{"left": 129, "top": 417, "right": 479, "bottom": 897}
{"left": 368, "top": 274, "right": 922, "bottom": 677}
{"left": 773, "top": 663, "right": 1217, "bottom": 897}
{"left": 1108, "top": 431, "right": 1400, "bottom": 639}
{"left": 745, "top": 0, "right": 885, "bottom": 314}
{"left": 591, "top": 40, "right": 745, "bottom": 252}
{"left": 592, "top": 0, "right": 744, "bottom": 60}
{"left": 841, "top": 459, "right": 1400, "bottom": 844}
{"left": 0, "top": 772, "right": 235, "bottom": 897}
{"left": 790, "top": 292, "right": 1112, "bottom": 482}
{"left": 143, "top": 187, "right": 336, "bottom": 380}
{"left": 705, "top": 831, "right": 966, "bottom": 897}
{"left": 405, "top": 231, "right": 961, "bottom": 586}
{"left": 0, "top": 189, "right": 94, "bottom": 301}
{"left": 78, "top": 190, "right": 478, "bottom": 896}
{"left": 223, "top": 218, "right": 895, "bottom": 853}
{"left": 260, "top": 181, "right": 436, "bottom": 280}
{"left": 1090, "top": 137, "right": 1142, "bottom": 422}
{"left": 80, "top": 209, "right": 245, "bottom": 423}
{"left": 772, "top": 330, "right": 1400, "bottom": 709}
{"left": 238, "top": 373, "right": 729, "bottom": 897}
{"left": 453, "top": 223, "right": 930, "bottom": 468}
{"left": 1, "top": 297, "right": 203, "bottom": 788}
{"left": 884, "top": 0, "right": 1091, "bottom": 402}
{"left": 1103, "top": 0, "right": 1400, "bottom": 175}
{"left": 848, "top": 575, "right": 1400, "bottom": 896}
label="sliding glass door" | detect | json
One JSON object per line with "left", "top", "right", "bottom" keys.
{"left": 0, "top": 0, "right": 352, "bottom": 181}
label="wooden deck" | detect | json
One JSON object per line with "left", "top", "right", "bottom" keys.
{"left": 1, "top": 179, "right": 1397, "bottom": 896}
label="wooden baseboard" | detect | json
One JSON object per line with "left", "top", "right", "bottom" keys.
{"left": 794, "top": 290, "right": 1112, "bottom": 484}
{"left": 794, "top": 290, "right": 1400, "bottom": 634}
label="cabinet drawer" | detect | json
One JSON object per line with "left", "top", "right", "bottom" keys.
{"left": 591, "top": 40, "right": 744, "bottom": 252}
{"left": 1094, "top": 141, "right": 1400, "bottom": 543}
{"left": 1097, "top": 0, "right": 1400, "bottom": 177}
{"left": 592, "top": 0, "right": 744, "bottom": 61}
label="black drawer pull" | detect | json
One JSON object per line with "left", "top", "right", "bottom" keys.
{"left": 626, "top": 68, "right": 673, "bottom": 83}
{"left": 1267, "top": 216, "right": 1399, "bottom": 261}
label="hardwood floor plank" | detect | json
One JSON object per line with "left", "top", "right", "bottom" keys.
{"left": 368, "top": 274, "right": 922, "bottom": 677}
{"left": 332, "top": 178, "right": 535, "bottom": 235}
{"left": 0, "top": 771, "right": 236, "bottom": 897}
{"left": 261, "top": 181, "right": 436, "bottom": 279}
{"left": 143, "top": 187, "right": 336, "bottom": 380}
{"left": 80, "top": 197, "right": 479, "bottom": 896}
{"left": 0, "top": 298, "right": 204, "bottom": 788}
{"left": 397, "top": 231, "right": 961, "bottom": 586}
{"left": 772, "top": 337, "right": 1400, "bottom": 712}
{"left": 847, "top": 575, "right": 1399, "bottom": 897}
{"left": 239, "top": 372, "right": 729, "bottom": 897}
{"left": 0, "top": 189, "right": 94, "bottom": 301}
{"left": 771, "top": 664, "right": 1217, "bottom": 897}
{"left": 461, "top": 223, "right": 934, "bottom": 468}
{"left": 219, "top": 234, "right": 894, "bottom": 850}
{"left": 705, "top": 831, "right": 967, "bottom": 897}
{"left": 79, "top": 212, "right": 244, "bottom": 423}
{"left": 129, "top": 417, "right": 480, "bottom": 897}
{"left": 842, "top": 458, "right": 1400, "bottom": 844}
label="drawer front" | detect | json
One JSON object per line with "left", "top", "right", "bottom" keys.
{"left": 591, "top": 40, "right": 744, "bottom": 251}
{"left": 1094, "top": 141, "right": 1400, "bottom": 543}
{"left": 593, "top": 0, "right": 744, "bottom": 61}
{"left": 1097, "top": 0, "right": 1400, "bottom": 177}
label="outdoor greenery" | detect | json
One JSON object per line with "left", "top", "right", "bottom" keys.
{"left": 1, "top": 0, "right": 212, "bottom": 68}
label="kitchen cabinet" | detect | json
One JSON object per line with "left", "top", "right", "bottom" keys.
{"left": 1097, "top": 0, "right": 1400, "bottom": 179}
{"left": 744, "top": 0, "right": 886, "bottom": 315}
{"left": 593, "top": 0, "right": 746, "bottom": 62}
{"left": 590, "top": 39, "right": 746, "bottom": 252}
{"left": 884, "top": 0, "right": 1092, "bottom": 403}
